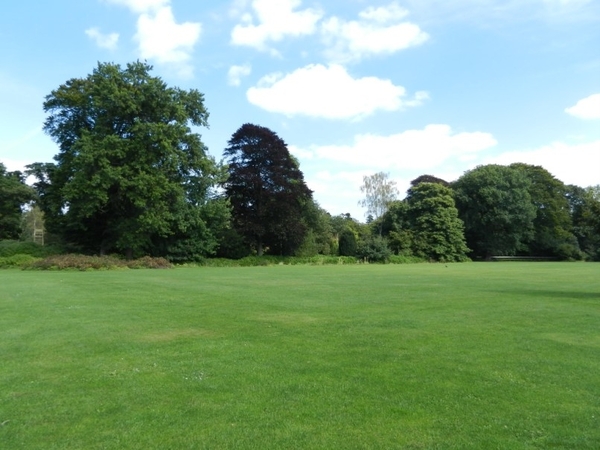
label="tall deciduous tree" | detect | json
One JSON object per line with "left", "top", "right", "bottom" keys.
{"left": 568, "top": 184, "right": 600, "bottom": 260}
{"left": 359, "top": 172, "right": 398, "bottom": 234}
{"left": 453, "top": 164, "right": 536, "bottom": 259}
{"left": 223, "top": 124, "right": 312, "bottom": 256}
{"left": 510, "top": 163, "right": 579, "bottom": 259}
{"left": 30, "top": 61, "right": 224, "bottom": 258}
{"left": 0, "top": 163, "right": 35, "bottom": 240}
{"left": 406, "top": 182, "right": 469, "bottom": 262}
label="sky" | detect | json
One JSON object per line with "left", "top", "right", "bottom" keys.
{"left": 1, "top": 0, "right": 599, "bottom": 219}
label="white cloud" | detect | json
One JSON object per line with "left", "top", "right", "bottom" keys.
{"left": 103, "top": 0, "right": 201, "bottom": 77}
{"left": 247, "top": 64, "right": 427, "bottom": 120}
{"left": 359, "top": 3, "right": 410, "bottom": 23}
{"left": 322, "top": 3, "right": 428, "bottom": 63}
{"left": 136, "top": 7, "right": 201, "bottom": 65}
{"left": 487, "top": 140, "right": 600, "bottom": 187}
{"left": 231, "top": 0, "right": 323, "bottom": 51}
{"left": 85, "top": 27, "right": 119, "bottom": 50}
{"left": 300, "top": 125, "right": 497, "bottom": 169}
{"left": 565, "top": 93, "right": 600, "bottom": 119}
{"left": 104, "top": 0, "right": 169, "bottom": 14}
{"left": 228, "top": 64, "right": 252, "bottom": 86}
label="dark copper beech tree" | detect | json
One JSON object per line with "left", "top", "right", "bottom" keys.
{"left": 223, "top": 124, "right": 312, "bottom": 256}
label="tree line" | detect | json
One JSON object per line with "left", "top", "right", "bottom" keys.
{"left": 1, "top": 62, "right": 599, "bottom": 262}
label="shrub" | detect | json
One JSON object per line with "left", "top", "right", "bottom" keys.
{"left": 0, "top": 254, "right": 40, "bottom": 268}
{"left": 125, "top": 256, "right": 173, "bottom": 269}
{"left": 24, "top": 254, "right": 172, "bottom": 271}
{"left": 387, "top": 255, "right": 427, "bottom": 264}
{"left": 0, "top": 240, "right": 63, "bottom": 258}
{"left": 338, "top": 229, "right": 357, "bottom": 256}
{"left": 356, "top": 235, "right": 391, "bottom": 263}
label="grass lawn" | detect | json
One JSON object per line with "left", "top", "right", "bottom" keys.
{"left": 1, "top": 262, "right": 599, "bottom": 449}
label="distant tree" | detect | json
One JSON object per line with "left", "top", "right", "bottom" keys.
{"left": 359, "top": 172, "right": 399, "bottom": 235}
{"left": 356, "top": 234, "right": 391, "bottom": 262}
{"left": 453, "top": 164, "right": 536, "bottom": 259}
{"left": 0, "top": 163, "right": 35, "bottom": 240}
{"left": 338, "top": 228, "right": 357, "bottom": 257}
{"left": 405, "top": 183, "right": 469, "bottom": 262}
{"left": 296, "top": 200, "right": 335, "bottom": 256}
{"left": 567, "top": 184, "right": 600, "bottom": 260}
{"left": 223, "top": 124, "right": 312, "bottom": 256}
{"left": 331, "top": 213, "right": 359, "bottom": 236}
{"left": 510, "top": 163, "right": 580, "bottom": 259}
{"left": 29, "top": 61, "right": 224, "bottom": 258}
{"left": 410, "top": 174, "right": 449, "bottom": 187}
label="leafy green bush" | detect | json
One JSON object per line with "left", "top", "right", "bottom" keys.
{"left": 387, "top": 255, "right": 427, "bottom": 264}
{"left": 24, "top": 254, "right": 172, "bottom": 271}
{"left": 0, "top": 254, "right": 40, "bottom": 268}
{"left": 125, "top": 256, "right": 173, "bottom": 269}
{"left": 338, "top": 228, "right": 357, "bottom": 256}
{"left": 0, "top": 240, "right": 63, "bottom": 258}
{"left": 356, "top": 235, "right": 391, "bottom": 262}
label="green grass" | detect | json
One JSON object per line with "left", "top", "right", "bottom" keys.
{"left": 1, "top": 263, "right": 599, "bottom": 449}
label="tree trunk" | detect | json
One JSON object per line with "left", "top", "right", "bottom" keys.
{"left": 125, "top": 248, "right": 133, "bottom": 260}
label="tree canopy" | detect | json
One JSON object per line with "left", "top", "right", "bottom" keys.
{"left": 510, "top": 163, "right": 579, "bottom": 258}
{"left": 405, "top": 182, "right": 469, "bottom": 262}
{"left": 30, "top": 61, "right": 224, "bottom": 258}
{"left": 223, "top": 123, "right": 312, "bottom": 256}
{"left": 359, "top": 172, "right": 398, "bottom": 235}
{"left": 0, "top": 163, "right": 35, "bottom": 240}
{"left": 453, "top": 164, "right": 536, "bottom": 259}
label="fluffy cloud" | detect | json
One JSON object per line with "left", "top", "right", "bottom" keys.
{"left": 247, "top": 64, "right": 427, "bottom": 120}
{"left": 487, "top": 140, "right": 600, "bottom": 187}
{"left": 228, "top": 64, "right": 252, "bottom": 86}
{"left": 85, "top": 27, "right": 119, "bottom": 50}
{"left": 322, "top": 2, "right": 428, "bottom": 62}
{"left": 136, "top": 8, "right": 201, "bottom": 64}
{"left": 231, "top": 0, "right": 323, "bottom": 51}
{"left": 565, "top": 94, "right": 600, "bottom": 120}
{"left": 359, "top": 3, "right": 410, "bottom": 22}
{"left": 104, "top": 0, "right": 201, "bottom": 76}
{"left": 299, "top": 125, "right": 497, "bottom": 169}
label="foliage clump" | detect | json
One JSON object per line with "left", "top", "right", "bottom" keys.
{"left": 223, "top": 123, "right": 312, "bottom": 256}
{"left": 0, "top": 254, "right": 40, "bottom": 268}
{"left": 0, "top": 240, "right": 63, "bottom": 258}
{"left": 28, "top": 61, "right": 226, "bottom": 260}
{"left": 24, "top": 254, "right": 172, "bottom": 271}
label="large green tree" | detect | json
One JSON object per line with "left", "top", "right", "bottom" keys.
{"left": 223, "top": 123, "right": 312, "bottom": 256}
{"left": 567, "top": 184, "right": 600, "bottom": 260}
{"left": 510, "top": 163, "right": 579, "bottom": 259}
{"left": 406, "top": 182, "right": 469, "bottom": 262}
{"left": 30, "top": 61, "right": 224, "bottom": 258}
{"left": 453, "top": 164, "right": 536, "bottom": 259}
{"left": 0, "top": 163, "right": 35, "bottom": 240}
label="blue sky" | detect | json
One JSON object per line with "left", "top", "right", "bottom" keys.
{"left": 1, "top": 0, "right": 599, "bottom": 219}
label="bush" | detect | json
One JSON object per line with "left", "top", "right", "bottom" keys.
{"left": 0, "top": 254, "right": 40, "bottom": 268}
{"left": 125, "top": 256, "right": 173, "bottom": 269}
{"left": 356, "top": 235, "right": 391, "bottom": 263}
{"left": 387, "top": 255, "right": 427, "bottom": 264}
{"left": 338, "top": 229, "right": 357, "bottom": 256}
{"left": 24, "top": 254, "right": 173, "bottom": 271}
{"left": 195, "top": 255, "right": 360, "bottom": 267}
{"left": 0, "top": 240, "right": 63, "bottom": 258}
